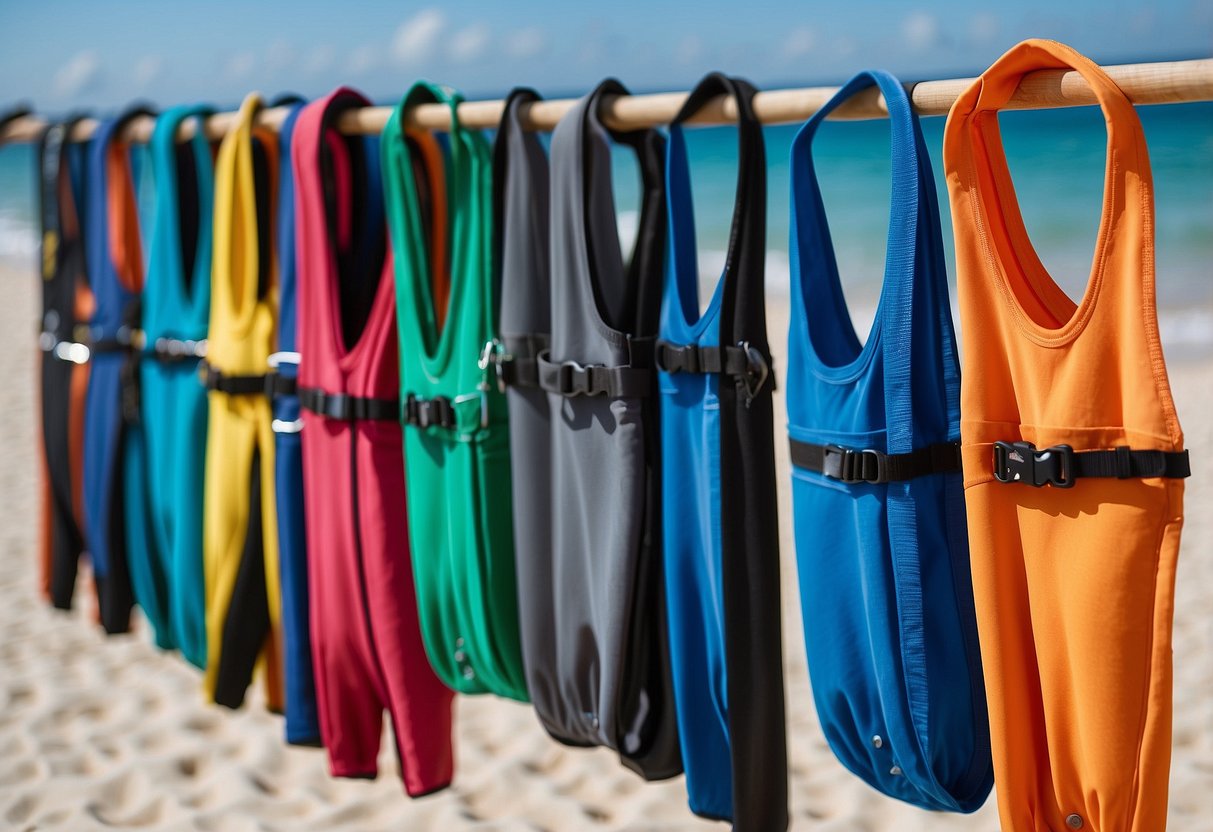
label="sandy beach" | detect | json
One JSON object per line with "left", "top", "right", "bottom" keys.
{"left": 0, "top": 259, "right": 1209, "bottom": 831}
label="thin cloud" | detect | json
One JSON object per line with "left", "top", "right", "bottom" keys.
{"left": 904, "top": 10, "right": 940, "bottom": 51}
{"left": 504, "top": 26, "right": 545, "bottom": 60}
{"left": 834, "top": 35, "right": 858, "bottom": 58}
{"left": 969, "top": 11, "right": 999, "bottom": 44}
{"left": 781, "top": 26, "right": 816, "bottom": 61}
{"left": 225, "top": 51, "right": 256, "bottom": 82}
{"left": 132, "top": 55, "right": 163, "bottom": 89}
{"left": 53, "top": 50, "right": 102, "bottom": 98}
{"left": 449, "top": 23, "right": 490, "bottom": 63}
{"left": 303, "top": 44, "right": 336, "bottom": 77}
{"left": 675, "top": 34, "right": 704, "bottom": 66}
{"left": 348, "top": 43, "right": 379, "bottom": 75}
{"left": 266, "top": 38, "right": 296, "bottom": 73}
{"left": 394, "top": 8, "right": 445, "bottom": 65}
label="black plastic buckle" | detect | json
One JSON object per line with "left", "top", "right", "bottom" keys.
{"left": 656, "top": 343, "right": 698, "bottom": 374}
{"left": 821, "top": 445, "right": 886, "bottom": 484}
{"left": 311, "top": 390, "right": 347, "bottom": 420}
{"left": 264, "top": 372, "right": 297, "bottom": 398}
{"left": 554, "top": 361, "right": 593, "bottom": 397}
{"left": 737, "top": 341, "right": 771, "bottom": 406}
{"left": 405, "top": 394, "right": 455, "bottom": 429}
{"left": 993, "top": 441, "right": 1075, "bottom": 488}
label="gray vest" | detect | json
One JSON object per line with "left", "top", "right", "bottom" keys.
{"left": 509, "top": 80, "right": 680, "bottom": 781}
{"left": 496, "top": 89, "right": 552, "bottom": 579}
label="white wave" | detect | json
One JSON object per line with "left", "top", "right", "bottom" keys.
{"left": 692, "top": 248, "right": 792, "bottom": 295}
{"left": 616, "top": 209, "right": 638, "bottom": 255}
{"left": 1159, "top": 307, "right": 1213, "bottom": 350}
{"left": 0, "top": 212, "right": 36, "bottom": 261}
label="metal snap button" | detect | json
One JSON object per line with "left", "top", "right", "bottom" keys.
{"left": 461, "top": 666, "right": 475, "bottom": 681}
{"left": 889, "top": 765, "right": 902, "bottom": 776}
{"left": 1065, "top": 814, "right": 1084, "bottom": 830}
{"left": 872, "top": 735, "right": 883, "bottom": 749}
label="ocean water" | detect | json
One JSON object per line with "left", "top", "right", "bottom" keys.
{"left": 1, "top": 101, "right": 1210, "bottom": 355}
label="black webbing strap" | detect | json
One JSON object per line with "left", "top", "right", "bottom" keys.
{"left": 90, "top": 325, "right": 143, "bottom": 354}
{"left": 537, "top": 354, "right": 651, "bottom": 398}
{"left": 266, "top": 373, "right": 296, "bottom": 397}
{"left": 201, "top": 363, "right": 269, "bottom": 396}
{"left": 119, "top": 300, "right": 144, "bottom": 424}
{"left": 790, "top": 438, "right": 962, "bottom": 484}
{"left": 655, "top": 341, "right": 750, "bottom": 376}
{"left": 298, "top": 386, "right": 399, "bottom": 421}
{"left": 265, "top": 352, "right": 300, "bottom": 398}
{"left": 993, "top": 441, "right": 1191, "bottom": 488}
{"left": 536, "top": 337, "right": 655, "bottom": 399}
{"left": 655, "top": 338, "right": 775, "bottom": 402}
{"left": 149, "top": 337, "right": 206, "bottom": 362}
{"left": 499, "top": 333, "right": 549, "bottom": 389}
{"left": 403, "top": 394, "right": 456, "bottom": 429}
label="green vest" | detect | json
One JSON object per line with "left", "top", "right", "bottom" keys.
{"left": 382, "top": 82, "right": 526, "bottom": 701}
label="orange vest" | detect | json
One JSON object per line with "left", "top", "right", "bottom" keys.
{"left": 944, "top": 39, "right": 1187, "bottom": 832}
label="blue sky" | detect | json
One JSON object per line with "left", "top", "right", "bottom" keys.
{"left": 1, "top": 1, "right": 1209, "bottom": 112}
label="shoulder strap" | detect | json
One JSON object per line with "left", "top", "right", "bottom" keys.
{"left": 291, "top": 88, "right": 374, "bottom": 371}
{"left": 492, "top": 88, "right": 545, "bottom": 322}
{"left": 662, "top": 73, "right": 772, "bottom": 400}
{"left": 944, "top": 39, "right": 1152, "bottom": 328}
{"left": 589, "top": 80, "right": 667, "bottom": 337}
{"left": 669, "top": 73, "right": 765, "bottom": 330}
{"left": 87, "top": 106, "right": 154, "bottom": 334}
{"left": 214, "top": 94, "right": 277, "bottom": 329}
{"left": 275, "top": 99, "right": 307, "bottom": 357}
{"left": 791, "top": 71, "right": 926, "bottom": 453}
{"left": 37, "top": 115, "right": 90, "bottom": 347}
{"left": 149, "top": 104, "right": 217, "bottom": 322}
{"left": 493, "top": 88, "right": 550, "bottom": 388}
{"left": 385, "top": 82, "right": 495, "bottom": 368}
{"left": 382, "top": 82, "right": 456, "bottom": 359}
{"left": 612, "top": 99, "right": 667, "bottom": 339}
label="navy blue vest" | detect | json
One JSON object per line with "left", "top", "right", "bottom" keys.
{"left": 270, "top": 99, "right": 321, "bottom": 745}
{"left": 82, "top": 109, "right": 150, "bottom": 634}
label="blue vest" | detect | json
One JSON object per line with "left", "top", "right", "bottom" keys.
{"left": 658, "top": 73, "right": 787, "bottom": 829}
{"left": 82, "top": 111, "right": 148, "bottom": 634}
{"left": 786, "top": 70, "right": 992, "bottom": 811}
{"left": 271, "top": 99, "right": 321, "bottom": 746}
{"left": 133, "top": 104, "right": 214, "bottom": 665}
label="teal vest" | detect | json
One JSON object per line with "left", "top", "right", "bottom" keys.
{"left": 133, "top": 104, "right": 214, "bottom": 666}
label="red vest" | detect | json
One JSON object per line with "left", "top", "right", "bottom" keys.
{"left": 294, "top": 87, "right": 454, "bottom": 795}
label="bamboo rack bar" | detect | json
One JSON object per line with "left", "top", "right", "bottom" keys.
{"left": 1, "top": 57, "right": 1210, "bottom": 145}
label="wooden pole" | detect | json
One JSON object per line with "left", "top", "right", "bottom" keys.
{"left": 1, "top": 57, "right": 1210, "bottom": 145}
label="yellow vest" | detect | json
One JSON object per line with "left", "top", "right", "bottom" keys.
{"left": 202, "top": 93, "right": 282, "bottom": 709}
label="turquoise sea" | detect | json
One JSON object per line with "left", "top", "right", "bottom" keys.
{"left": 1, "top": 101, "right": 1210, "bottom": 356}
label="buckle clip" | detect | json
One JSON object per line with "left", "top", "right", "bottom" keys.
{"left": 555, "top": 360, "right": 592, "bottom": 397}
{"left": 822, "top": 445, "right": 886, "bottom": 484}
{"left": 478, "top": 339, "right": 507, "bottom": 393}
{"left": 737, "top": 341, "right": 771, "bottom": 407}
{"left": 267, "top": 351, "right": 300, "bottom": 370}
{"left": 993, "top": 441, "right": 1075, "bottom": 488}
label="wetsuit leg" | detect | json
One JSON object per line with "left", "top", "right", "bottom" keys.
{"left": 99, "top": 424, "right": 136, "bottom": 633}
{"left": 212, "top": 453, "right": 273, "bottom": 709}
{"left": 46, "top": 365, "right": 83, "bottom": 609}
